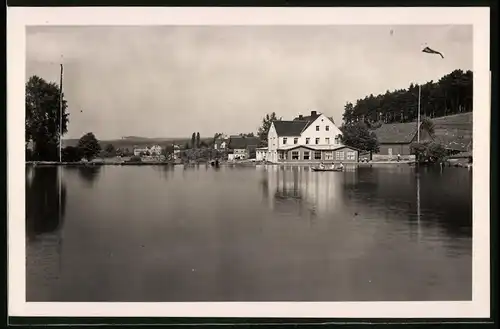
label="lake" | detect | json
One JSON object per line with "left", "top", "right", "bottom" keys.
{"left": 25, "top": 164, "right": 472, "bottom": 301}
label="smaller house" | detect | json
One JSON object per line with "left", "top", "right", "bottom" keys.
{"left": 213, "top": 138, "right": 228, "bottom": 150}
{"left": 371, "top": 121, "right": 433, "bottom": 161}
{"left": 172, "top": 145, "right": 181, "bottom": 160}
{"left": 256, "top": 147, "right": 268, "bottom": 162}
{"left": 228, "top": 136, "right": 260, "bottom": 160}
{"left": 133, "top": 147, "right": 149, "bottom": 156}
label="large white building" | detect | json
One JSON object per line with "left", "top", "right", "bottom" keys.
{"left": 266, "top": 110, "right": 359, "bottom": 163}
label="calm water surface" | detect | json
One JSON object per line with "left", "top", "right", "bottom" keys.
{"left": 26, "top": 164, "right": 472, "bottom": 301}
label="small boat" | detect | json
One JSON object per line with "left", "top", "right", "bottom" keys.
{"left": 312, "top": 167, "right": 343, "bottom": 172}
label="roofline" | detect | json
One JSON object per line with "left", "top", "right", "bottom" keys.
{"left": 277, "top": 144, "right": 358, "bottom": 152}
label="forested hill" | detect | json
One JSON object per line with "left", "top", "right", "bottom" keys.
{"left": 342, "top": 69, "right": 473, "bottom": 125}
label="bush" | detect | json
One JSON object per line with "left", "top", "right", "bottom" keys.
{"left": 128, "top": 155, "right": 142, "bottom": 162}
{"left": 410, "top": 142, "right": 446, "bottom": 163}
{"left": 62, "top": 146, "right": 82, "bottom": 162}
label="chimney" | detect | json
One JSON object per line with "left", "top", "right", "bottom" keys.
{"left": 311, "top": 110, "right": 317, "bottom": 116}
{"left": 298, "top": 114, "right": 304, "bottom": 120}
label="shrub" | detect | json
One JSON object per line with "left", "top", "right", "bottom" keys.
{"left": 128, "top": 155, "right": 142, "bottom": 162}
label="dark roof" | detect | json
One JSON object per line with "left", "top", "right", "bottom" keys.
{"left": 273, "top": 120, "right": 308, "bottom": 136}
{"left": 372, "top": 122, "right": 420, "bottom": 144}
{"left": 293, "top": 113, "right": 321, "bottom": 131}
{"left": 228, "top": 136, "right": 260, "bottom": 149}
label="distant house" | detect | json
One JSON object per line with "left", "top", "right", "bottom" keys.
{"left": 266, "top": 110, "right": 356, "bottom": 163}
{"left": 213, "top": 138, "right": 228, "bottom": 150}
{"left": 371, "top": 112, "right": 473, "bottom": 160}
{"left": 371, "top": 121, "right": 433, "bottom": 160}
{"left": 227, "top": 136, "right": 260, "bottom": 160}
{"left": 149, "top": 145, "right": 162, "bottom": 156}
{"left": 256, "top": 147, "right": 268, "bottom": 161}
{"left": 133, "top": 147, "right": 149, "bottom": 156}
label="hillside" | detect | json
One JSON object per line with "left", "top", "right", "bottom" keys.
{"left": 431, "top": 112, "right": 472, "bottom": 152}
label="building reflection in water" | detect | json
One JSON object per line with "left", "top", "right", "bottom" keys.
{"left": 26, "top": 166, "right": 67, "bottom": 300}
{"left": 153, "top": 164, "right": 175, "bottom": 180}
{"left": 261, "top": 165, "right": 346, "bottom": 220}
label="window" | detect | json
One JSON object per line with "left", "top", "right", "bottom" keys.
{"left": 325, "top": 137, "right": 330, "bottom": 144}
{"left": 334, "top": 136, "right": 340, "bottom": 144}
{"left": 315, "top": 138, "right": 320, "bottom": 145}
{"left": 316, "top": 126, "right": 320, "bottom": 131}
{"left": 306, "top": 138, "right": 310, "bottom": 144}
{"left": 303, "top": 151, "right": 310, "bottom": 160}
{"left": 347, "top": 151, "right": 356, "bottom": 160}
{"left": 283, "top": 137, "right": 287, "bottom": 145}
{"left": 292, "top": 151, "right": 299, "bottom": 160}
{"left": 326, "top": 126, "right": 330, "bottom": 131}
{"left": 336, "top": 151, "right": 345, "bottom": 160}
{"left": 314, "top": 151, "right": 322, "bottom": 160}
{"left": 324, "top": 151, "right": 334, "bottom": 160}
{"left": 294, "top": 138, "right": 298, "bottom": 144}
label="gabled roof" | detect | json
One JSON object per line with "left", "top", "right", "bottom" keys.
{"left": 371, "top": 122, "right": 421, "bottom": 144}
{"left": 272, "top": 120, "right": 308, "bottom": 136}
{"left": 228, "top": 136, "right": 260, "bottom": 149}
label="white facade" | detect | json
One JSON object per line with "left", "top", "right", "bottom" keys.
{"left": 214, "top": 140, "right": 227, "bottom": 150}
{"left": 267, "top": 111, "right": 344, "bottom": 163}
{"left": 256, "top": 148, "right": 268, "bottom": 161}
{"left": 133, "top": 148, "right": 149, "bottom": 156}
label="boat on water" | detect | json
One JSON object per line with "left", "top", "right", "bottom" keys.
{"left": 312, "top": 167, "right": 343, "bottom": 172}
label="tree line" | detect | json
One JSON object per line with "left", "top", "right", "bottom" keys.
{"left": 342, "top": 69, "right": 473, "bottom": 125}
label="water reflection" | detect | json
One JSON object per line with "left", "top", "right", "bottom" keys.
{"left": 25, "top": 165, "right": 472, "bottom": 302}
{"left": 77, "top": 166, "right": 102, "bottom": 187}
{"left": 26, "top": 166, "right": 67, "bottom": 241}
{"left": 261, "top": 166, "right": 471, "bottom": 239}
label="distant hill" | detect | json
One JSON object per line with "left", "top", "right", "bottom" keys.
{"left": 62, "top": 137, "right": 213, "bottom": 149}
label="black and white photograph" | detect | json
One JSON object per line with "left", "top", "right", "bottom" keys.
{"left": 8, "top": 7, "right": 490, "bottom": 319}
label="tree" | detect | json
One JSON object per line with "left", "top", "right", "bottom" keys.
{"left": 410, "top": 141, "right": 446, "bottom": 163}
{"left": 191, "top": 133, "right": 196, "bottom": 148}
{"left": 25, "top": 75, "right": 69, "bottom": 161}
{"left": 257, "top": 112, "right": 280, "bottom": 146}
{"left": 341, "top": 69, "right": 473, "bottom": 125}
{"left": 340, "top": 122, "right": 380, "bottom": 153}
{"left": 196, "top": 132, "right": 201, "bottom": 148}
{"left": 62, "top": 146, "right": 81, "bottom": 162}
{"left": 77, "top": 132, "right": 101, "bottom": 161}
{"left": 104, "top": 143, "right": 116, "bottom": 157}
{"left": 421, "top": 117, "right": 435, "bottom": 137}
{"left": 200, "top": 140, "right": 208, "bottom": 148}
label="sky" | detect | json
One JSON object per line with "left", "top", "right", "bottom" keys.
{"left": 26, "top": 25, "right": 472, "bottom": 140}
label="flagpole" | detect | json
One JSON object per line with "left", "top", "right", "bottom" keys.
{"left": 59, "top": 63, "right": 63, "bottom": 163}
{"left": 417, "top": 84, "right": 421, "bottom": 143}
